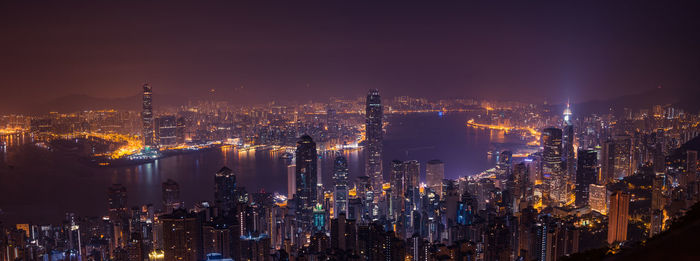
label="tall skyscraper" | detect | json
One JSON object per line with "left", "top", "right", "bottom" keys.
{"left": 542, "top": 127, "right": 566, "bottom": 205}
{"left": 142, "top": 83, "right": 154, "bottom": 147}
{"left": 214, "top": 167, "right": 237, "bottom": 217}
{"left": 563, "top": 124, "right": 575, "bottom": 182}
{"left": 612, "top": 135, "right": 632, "bottom": 179}
{"left": 404, "top": 160, "right": 420, "bottom": 190}
{"left": 365, "top": 89, "right": 383, "bottom": 196}
{"left": 607, "top": 191, "right": 630, "bottom": 244}
{"left": 287, "top": 164, "right": 296, "bottom": 200}
{"left": 162, "top": 179, "right": 181, "bottom": 212}
{"left": 575, "top": 149, "right": 597, "bottom": 208}
{"left": 426, "top": 160, "right": 445, "bottom": 197}
{"left": 391, "top": 160, "right": 406, "bottom": 198}
{"left": 333, "top": 155, "right": 349, "bottom": 217}
{"left": 685, "top": 150, "right": 698, "bottom": 186}
{"left": 295, "top": 135, "right": 318, "bottom": 221}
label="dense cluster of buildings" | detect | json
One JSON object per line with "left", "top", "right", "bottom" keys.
{"left": 2, "top": 87, "right": 700, "bottom": 261}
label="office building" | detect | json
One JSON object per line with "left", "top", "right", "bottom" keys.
{"left": 142, "top": 83, "right": 154, "bottom": 147}
{"left": 607, "top": 191, "right": 630, "bottom": 244}
{"left": 365, "top": 89, "right": 384, "bottom": 196}
{"left": 426, "top": 160, "right": 445, "bottom": 198}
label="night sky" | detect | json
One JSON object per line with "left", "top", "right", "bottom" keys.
{"left": 1, "top": 1, "right": 699, "bottom": 113}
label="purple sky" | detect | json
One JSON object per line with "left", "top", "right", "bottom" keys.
{"left": 1, "top": 1, "right": 699, "bottom": 112}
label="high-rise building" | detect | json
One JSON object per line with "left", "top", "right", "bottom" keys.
{"left": 239, "top": 233, "right": 271, "bottom": 261}
{"left": 142, "top": 83, "right": 154, "bottom": 147}
{"left": 612, "top": 135, "right": 632, "bottom": 179}
{"left": 333, "top": 155, "right": 349, "bottom": 217}
{"left": 588, "top": 184, "right": 607, "bottom": 215}
{"left": 160, "top": 209, "right": 203, "bottom": 261}
{"left": 202, "top": 218, "right": 237, "bottom": 259}
{"left": 391, "top": 160, "right": 406, "bottom": 198}
{"left": 684, "top": 150, "right": 698, "bottom": 186}
{"left": 651, "top": 175, "right": 666, "bottom": 212}
{"left": 365, "top": 89, "right": 383, "bottom": 196}
{"left": 155, "top": 115, "right": 177, "bottom": 147}
{"left": 295, "top": 135, "right": 318, "bottom": 221}
{"left": 287, "top": 164, "right": 296, "bottom": 200}
{"left": 607, "top": 191, "right": 630, "bottom": 244}
{"left": 108, "top": 184, "right": 128, "bottom": 214}
{"left": 162, "top": 179, "right": 181, "bottom": 212}
{"left": 404, "top": 160, "right": 420, "bottom": 190}
{"left": 653, "top": 129, "right": 666, "bottom": 174}
{"left": 563, "top": 102, "right": 575, "bottom": 181}
{"left": 426, "top": 160, "right": 445, "bottom": 198}
{"left": 542, "top": 127, "right": 566, "bottom": 205}
{"left": 563, "top": 125, "right": 575, "bottom": 180}
{"left": 214, "top": 167, "right": 237, "bottom": 217}
{"left": 601, "top": 140, "right": 615, "bottom": 184}
{"left": 575, "top": 149, "right": 597, "bottom": 208}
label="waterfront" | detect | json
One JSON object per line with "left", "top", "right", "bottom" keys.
{"left": 0, "top": 112, "right": 528, "bottom": 224}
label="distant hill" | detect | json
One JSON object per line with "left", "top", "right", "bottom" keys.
{"left": 30, "top": 93, "right": 193, "bottom": 114}
{"left": 572, "top": 86, "right": 700, "bottom": 116}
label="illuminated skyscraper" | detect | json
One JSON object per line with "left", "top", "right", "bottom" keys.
{"left": 563, "top": 123, "right": 575, "bottom": 182}
{"left": 365, "top": 89, "right": 383, "bottom": 196}
{"left": 390, "top": 160, "right": 406, "bottom": 197}
{"left": 142, "top": 83, "right": 154, "bottom": 147}
{"left": 155, "top": 115, "right": 177, "bottom": 147}
{"left": 542, "top": 127, "right": 566, "bottom": 205}
{"left": 295, "top": 135, "right": 318, "bottom": 221}
{"left": 404, "top": 160, "right": 420, "bottom": 190}
{"left": 426, "top": 160, "right": 445, "bottom": 198}
{"left": 333, "top": 155, "right": 349, "bottom": 217}
{"left": 607, "top": 191, "right": 630, "bottom": 244}
{"left": 588, "top": 184, "right": 607, "bottom": 214}
{"left": 162, "top": 179, "right": 181, "bottom": 212}
{"left": 575, "top": 149, "right": 597, "bottom": 208}
{"left": 612, "top": 135, "right": 632, "bottom": 179}
{"left": 287, "top": 164, "right": 296, "bottom": 199}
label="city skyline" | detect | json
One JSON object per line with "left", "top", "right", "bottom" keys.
{"left": 2, "top": 1, "right": 700, "bottom": 260}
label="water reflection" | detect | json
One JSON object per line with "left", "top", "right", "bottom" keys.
{"left": 0, "top": 112, "right": 526, "bottom": 224}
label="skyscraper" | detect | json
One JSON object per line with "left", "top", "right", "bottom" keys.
{"left": 607, "top": 191, "right": 630, "bottom": 244}
{"left": 542, "top": 127, "right": 566, "bottom": 205}
{"left": 563, "top": 124, "right": 575, "bottom": 182}
{"left": 365, "top": 89, "right": 383, "bottom": 196}
{"left": 404, "top": 160, "right": 420, "bottom": 190}
{"left": 155, "top": 115, "right": 177, "bottom": 147}
{"left": 612, "top": 135, "right": 632, "bottom": 179}
{"left": 575, "top": 149, "right": 597, "bottom": 208}
{"left": 333, "top": 155, "right": 349, "bottom": 217}
{"left": 391, "top": 160, "right": 406, "bottom": 198}
{"left": 214, "top": 167, "right": 237, "bottom": 218}
{"left": 295, "top": 135, "right": 318, "bottom": 221}
{"left": 162, "top": 179, "right": 181, "bottom": 213}
{"left": 588, "top": 184, "right": 607, "bottom": 214}
{"left": 287, "top": 164, "right": 296, "bottom": 200}
{"left": 426, "top": 160, "right": 445, "bottom": 198}
{"left": 160, "top": 209, "right": 203, "bottom": 261}
{"left": 142, "top": 83, "right": 154, "bottom": 147}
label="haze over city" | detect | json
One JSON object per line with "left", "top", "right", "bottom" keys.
{"left": 1, "top": 1, "right": 700, "bottom": 261}
{"left": 2, "top": 1, "right": 700, "bottom": 114}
